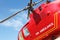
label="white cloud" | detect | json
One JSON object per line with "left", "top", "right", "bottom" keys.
{"left": 0, "top": 8, "right": 29, "bottom": 31}
{"left": 21, "top": 13, "right": 27, "bottom": 19}
{"left": 0, "top": 19, "right": 24, "bottom": 31}
{"left": 9, "top": 8, "right": 20, "bottom": 13}
{"left": 8, "top": 8, "right": 28, "bottom": 20}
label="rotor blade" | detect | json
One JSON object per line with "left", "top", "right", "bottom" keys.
{"left": 33, "top": 0, "right": 43, "bottom": 6}
{"left": 30, "top": 0, "right": 32, "bottom": 3}
{"left": 29, "top": 0, "right": 32, "bottom": 10}
{"left": 0, "top": 0, "right": 43, "bottom": 23}
{"left": 40, "top": 0, "right": 44, "bottom": 2}
{"left": 0, "top": 7, "right": 28, "bottom": 23}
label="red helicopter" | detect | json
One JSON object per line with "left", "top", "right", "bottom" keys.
{"left": 0, "top": 0, "right": 60, "bottom": 40}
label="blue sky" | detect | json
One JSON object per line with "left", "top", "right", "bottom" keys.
{"left": 0, "top": 0, "right": 49, "bottom": 40}
{"left": 0, "top": 0, "right": 39, "bottom": 40}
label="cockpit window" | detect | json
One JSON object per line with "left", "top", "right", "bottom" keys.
{"left": 19, "top": 31, "right": 24, "bottom": 40}
{"left": 23, "top": 27, "right": 30, "bottom": 37}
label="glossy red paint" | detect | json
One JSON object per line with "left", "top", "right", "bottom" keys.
{"left": 18, "top": 0, "right": 60, "bottom": 40}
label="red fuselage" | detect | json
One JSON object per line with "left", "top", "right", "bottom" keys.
{"left": 18, "top": 0, "right": 60, "bottom": 40}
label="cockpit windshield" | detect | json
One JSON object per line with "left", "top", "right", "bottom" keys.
{"left": 23, "top": 27, "right": 30, "bottom": 37}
